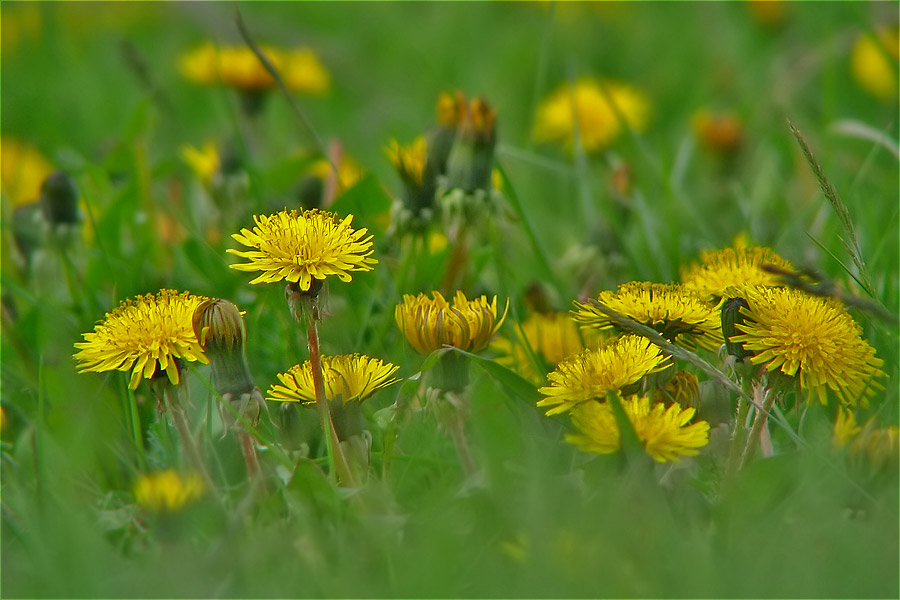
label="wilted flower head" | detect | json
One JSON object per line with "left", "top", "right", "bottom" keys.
{"left": 731, "top": 286, "right": 885, "bottom": 406}
{"left": 74, "top": 290, "right": 209, "bottom": 389}
{"left": 681, "top": 245, "right": 793, "bottom": 299}
{"left": 179, "top": 42, "right": 330, "bottom": 94}
{"left": 267, "top": 354, "right": 399, "bottom": 405}
{"left": 537, "top": 334, "right": 671, "bottom": 415}
{"left": 492, "top": 312, "right": 605, "bottom": 383}
{"left": 227, "top": 209, "right": 376, "bottom": 290}
{"left": 533, "top": 78, "right": 649, "bottom": 152}
{"left": 691, "top": 109, "right": 743, "bottom": 154}
{"left": 1, "top": 137, "right": 54, "bottom": 208}
{"left": 134, "top": 470, "right": 205, "bottom": 513}
{"left": 566, "top": 396, "right": 710, "bottom": 462}
{"left": 395, "top": 290, "right": 508, "bottom": 355}
{"left": 573, "top": 282, "right": 723, "bottom": 351}
{"left": 850, "top": 26, "right": 899, "bottom": 102}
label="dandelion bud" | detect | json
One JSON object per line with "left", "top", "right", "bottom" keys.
{"left": 721, "top": 297, "right": 753, "bottom": 360}
{"left": 445, "top": 96, "right": 497, "bottom": 195}
{"left": 427, "top": 91, "right": 466, "bottom": 176}
{"left": 192, "top": 298, "right": 262, "bottom": 425}
{"left": 39, "top": 171, "right": 81, "bottom": 226}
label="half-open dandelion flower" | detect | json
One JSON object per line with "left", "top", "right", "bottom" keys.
{"left": 566, "top": 396, "right": 710, "bottom": 462}
{"left": 267, "top": 354, "right": 399, "bottom": 405}
{"left": 681, "top": 245, "right": 793, "bottom": 299}
{"left": 227, "top": 209, "right": 376, "bottom": 290}
{"left": 74, "top": 290, "right": 209, "bottom": 390}
{"left": 533, "top": 78, "right": 649, "bottom": 153}
{"left": 395, "top": 290, "right": 508, "bottom": 355}
{"left": 134, "top": 470, "right": 205, "bottom": 513}
{"left": 537, "top": 335, "right": 671, "bottom": 415}
{"left": 573, "top": 282, "right": 723, "bottom": 351}
{"left": 731, "top": 286, "right": 885, "bottom": 406}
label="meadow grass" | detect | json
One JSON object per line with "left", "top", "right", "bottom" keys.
{"left": 1, "top": 2, "right": 898, "bottom": 598}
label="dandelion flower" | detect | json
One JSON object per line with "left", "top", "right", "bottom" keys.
{"left": 573, "top": 282, "right": 723, "bottom": 351}
{"left": 395, "top": 290, "right": 508, "bottom": 355}
{"left": 180, "top": 142, "right": 221, "bottom": 184}
{"left": 134, "top": 470, "right": 205, "bottom": 513}
{"left": 386, "top": 137, "right": 428, "bottom": 188}
{"left": 267, "top": 354, "right": 399, "bottom": 405}
{"left": 681, "top": 245, "right": 793, "bottom": 299}
{"left": 850, "top": 27, "right": 899, "bottom": 102}
{"left": 227, "top": 209, "right": 376, "bottom": 289}
{"left": 1, "top": 137, "right": 54, "bottom": 208}
{"left": 74, "top": 290, "right": 209, "bottom": 389}
{"left": 492, "top": 312, "right": 605, "bottom": 382}
{"left": 833, "top": 407, "right": 899, "bottom": 468}
{"left": 731, "top": 286, "right": 885, "bottom": 406}
{"left": 566, "top": 396, "right": 710, "bottom": 462}
{"left": 533, "top": 78, "right": 649, "bottom": 152}
{"left": 537, "top": 335, "right": 671, "bottom": 415}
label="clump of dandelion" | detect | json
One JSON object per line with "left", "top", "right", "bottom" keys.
{"left": 533, "top": 78, "right": 649, "bottom": 153}
{"left": 537, "top": 334, "right": 671, "bottom": 415}
{"left": 730, "top": 286, "right": 885, "bottom": 406}
{"left": 573, "top": 282, "right": 723, "bottom": 351}
{"left": 74, "top": 289, "right": 209, "bottom": 390}
{"left": 566, "top": 396, "right": 710, "bottom": 462}
{"left": 681, "top": 245, "right": 793, "bottom": 300}
{"left": 134, "top": 470, "right": 205, "bottom": 513}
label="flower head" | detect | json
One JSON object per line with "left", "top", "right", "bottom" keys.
{"left": 227, "top": 209, "right": 376, "bottom": 290}
{"left": 387, "top": 137, "right": 428, "bottom": 188}
{"left": 850, "top": 27, "right": 899, "bottom": 102}
{"left": 180, "top": 142, "right": 221, "bottom": 184}
{"left": 833, "top": 408, "right": 899, "bottom": 469}
{"left": 1, "top": 137, "right": 54, "bottom": 208}
{"left": 731, "top": 287, "right": 885, "bottom": 406}
{"left": 267, "top": 354, "right": 399, "bottom": 405}
{"left": 573, "top": 282, "right": 723, "bottom": 351}
{"left": 537, "top": 335, "right": 671, "bottom": 415}
{"left": 681, "top": 245, "right": 793, "bottom": 299}
{"left": 533, "top": 78, "right": 649, "bottom": 153}
{"left": 134, "top": 470, "right": 205, "bottom": 513}
{"left": 492, "top": 312, "right": 605, "bottom": 382}
{"left": 74, "top": 290, "right": 210, "bottom": 390}
{"left": 691, "top": 109, "right": 743, "bottom": 154}
{"left": 395, "top": 291, "right": 508, "bottom": 355}
{"left": 566, "top": 396, "right": 710, "bottom": 462}
{"left": 179, "top": 42, "right": 329, "bottom": 94}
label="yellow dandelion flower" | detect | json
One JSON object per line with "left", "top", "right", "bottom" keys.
{"left": 573, "top": 282, "right": 723, "bottom": 351}
{"left": 566, "top": 396, "right": 710, "bottom": 462}
{"left": 395, "top": 290, "right": 508, "bottom": 355}
{"left": 681, "top": 245, "right": 793, "bottom": 299}
{"left": 74, "top": 290, "right": 210, "bottom": 390}
{"left": 1, "top": 137, "right": 54, "bottom": 208}
{"left": 850, "top": 27, "right": 899, "bottom": 102}
{"left": 533, "top": 78, "right": 650, "bottom": 153}
{"left": 134, "top": 470, "right": 205, "bottom": 513}
{"left": 227, "top": 209, "right": 376, "bottom": 290}
{"left": 267, "top": 354, "right": 399, "bottom": 405}
{"left": 833, "top": 407, "right": 863, "bottom": 449}
{"left": 180, "top": 141, "right": 220, "bottom": 184}
{"left": 731, "top": 287, "right": 885, "bottom": 406}
{"left": 492, "top": 312, "right": 605, "bottom": 382}
{"left": 179, "top": 43, "right": 329, "bottom": 94}
{"left": 834, "top": 407, "right": 899, "bottom": 467}
{"left": 386, "top": 137, "right": 428, "bottom": 187}
{"left": 537, "top": 335, "right": 671, "bottom": 415}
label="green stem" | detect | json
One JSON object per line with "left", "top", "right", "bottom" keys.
{"left": 125, "top": 384, "right": 146, "bottom": 471}
{"left": 739, "top": 385, "right": 778, "bottom": 470}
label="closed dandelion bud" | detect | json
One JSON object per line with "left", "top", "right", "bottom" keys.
{"left": 39, "top": 171, "right": 81, "bottom": 226}
{"left": 427, "top": 91, "right": 466, "bottom": 176}
{"left": 721, "top": 296, "right": 753, "bottom": 360}
{"left": 192, "top": 298, "right": 262, "bottom": 425}
{"left": 445, "top": 96, "right": 497, "bottom": 195}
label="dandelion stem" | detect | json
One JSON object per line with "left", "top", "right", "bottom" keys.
{"left": 125, "top": 384, "right": 146, "bottom": 471}
{"left": 441, "top": 221, "right": 469, "bottom": 294}
{"left": 739, "top": 383, "right": 777, "bottom": 470}
{"left": 158, "top": 380, "right": 214, "bottom": 490}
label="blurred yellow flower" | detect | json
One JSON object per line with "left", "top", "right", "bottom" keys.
{"left": 492, "top": 312, "right": 605, "bottom": 383}
{"left": 386, "top": 137, "right": 428, "bottom": 187}
{"left": 534, "top": 78, "right": 650, "bottom": 152}
{"left": 74, "top": 290, "right": 210, "bottom": 390}
{"left": 681, "top": 245, "right": 793, "bottom": 299}
{"left": 833, "top": 407, "right": 899, "bottom": 468}
{"left": 227, "top": 209, "right": 376, "bottom": 289}
{"left": 395, "top": 291, "right": 508, "bottom": 355}
{"left": 573, "top": 282, "right": 723, "bottom": 351}
{"left": 180, "top": 142, "right": 220, "bottom": 184}
{"left": 267, "top": 354, "right": 399, "bottom": 405}
{"left": 1, "top": 137, "right": 54, "bottom": 208}
{"left": 179, "top": 42, "right": 330, "bottom": 94}
{"left": 850, "top": 27, "right": 899, "bottom": 102}
{"left": 134, "top": 470, "right": 205, "bottom": 513}
{"left": 306, "top": 153, "right": 364, "bottom": 193}
{"left": 566, "top": 396, "right": 710, "bottom": 462}
{"left": 537, "top": 335, "right": 671, "bottom": 415}
{"left": 731, "top": 287, "right": 885, "bottom": 406}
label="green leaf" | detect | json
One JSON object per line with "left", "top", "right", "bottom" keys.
{"left": 447, "top": 347, "right": 540, "bottom": 404}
